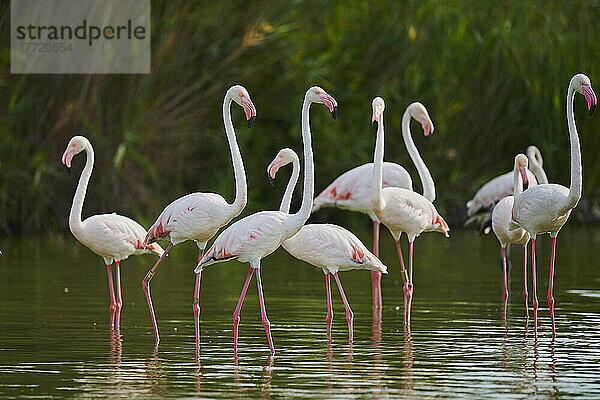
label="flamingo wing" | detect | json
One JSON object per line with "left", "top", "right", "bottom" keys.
{"left": 145, "top": 192, "right": 229, "bottom": 245}
{"left": 82, "top": 213, "right": 164, "bottom": 261}
{"left": 284, "top": 224, "right": 387, "bottom": 273}
{"left": 196, "top": 211, "right": 289, "bottom": 271}
{"left": 313, "top": 162, "right": 411, "bottom": 214}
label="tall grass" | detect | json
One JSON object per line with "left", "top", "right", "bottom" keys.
{"left": 1, "top": 1, "right": 599, "bottom": 236}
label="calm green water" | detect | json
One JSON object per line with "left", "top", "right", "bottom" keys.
{"left": 1, "top": 227, "right": 600, "bottom": 398}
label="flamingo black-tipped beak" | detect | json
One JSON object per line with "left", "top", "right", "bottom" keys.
{"left": 247, "top": 116, "right": 255, "bottom": 129}
{"left": 64, "top": 164, "right": 71, "bottom": 174}
{"left": 268, "top": 172, "right": 276, "bottom": 187}
{"left": 423, "top": 134, "right": 431, "bottom": 144}
{"left": 372, "top": 120, "right": 378, "bottom": 134}
{"left": 590, "top": 103, "right": 596, "bottom": 116}
{"left": 331, "top": 106, "right": 338, "bottom": 120}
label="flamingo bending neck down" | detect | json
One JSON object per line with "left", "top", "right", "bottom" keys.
{"left": 312, "top": 101, "right": 436, "bottom": 309}
{"left": 61, "top": 136, "right": 164, "bottom": 331}
{"left": 141, "top": 85, "right": 257, "bottom": 345}
{"left": 371, "top": 97, "right": 449, "bottom": 327}
{"left": 195, "top": 86, "right": 337, "bottom": 355}
{"left": 267, "top": 148, "right": 387, "bottom": 341}
{"left": 491, "top": 154, "right": 533, "bottom": 322}
{"left": 510, "top": 73, "right": 596, "bottom": 336}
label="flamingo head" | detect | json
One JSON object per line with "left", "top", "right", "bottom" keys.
{"left": 229, "top": 85, "right": 257, "bottom": 129}
{"left": 306, "top": 86, "right": 338, "bottom": 120}
{"left": 372, "top": 97, "right": 385, "bottom": 134}
{"left": 61, "top": 135, "right": 90, "bottom": 172}
{"left": 526, "top": 145, "right": 543, "bottom": 168}
{"left": 266, "top": 148, "right": 298, "bottom": 187}
{"left": 571, "top": 73, "right": 597, "bottom": 116}
{"left": 515, "top": 153, "right": 529, "bottom": 189}
{"left": 408, "top": 102, "right": 435, "bottom": 141}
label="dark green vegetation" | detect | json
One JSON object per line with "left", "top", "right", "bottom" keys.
{"left": 1, "top": 1, "right": 600, "bottom": 235}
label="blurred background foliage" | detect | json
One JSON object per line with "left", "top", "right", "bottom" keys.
{"left": 1, "top": 0, "right": 600, "bottom": 236}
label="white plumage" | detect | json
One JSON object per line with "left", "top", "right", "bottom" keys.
{"left": 61, "top": 135, "right": 164, "bottom": 331}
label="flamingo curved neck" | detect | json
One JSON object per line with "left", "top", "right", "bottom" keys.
{"left": 513, "top": 163, "right": 523, "bottom": 197}
{"left": 279, "top": 154, "right": 300, "bottom": 214}
{"left": 223, "top": 93, "right": 247, "bottom": 216}
{"left": 69, "top": 143, "right": 94, "bottom": 237}
{"left": 527, "top": 152, "right": 548, "bottom": 185}
{"left": 289, "top": 96, "right": 315, "bottom": 228}
{"left": 372, "top": 115, "right": 384, "bottom": 212}
{"left": 402, "top": 109, "right": 435, "bottom": 202}
{"left": 566, "top": 85, "right": 582, "bottom": 210}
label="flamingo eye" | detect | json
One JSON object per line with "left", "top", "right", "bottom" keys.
{"left": 72, "top": 143, "right": 76, "bottom": 147}
{"left": 279, "top": 154, "right": 284, "bottom": 158}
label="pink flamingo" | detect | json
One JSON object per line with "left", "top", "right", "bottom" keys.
{"left": 511, "top": 73, "right": 596, "bottom": 335}
{"left": 491, "top": 154, "right": 533, "bottom": 321}
{"left": 312, "top": 102, "right": 436, "bottom": 309}
{"left": 195, "top": 86, "right": 338, "bottom": 355}
{"left": 371, "top": 97, "right": 449, "bottom": 326}
{"left": 466, "top": 146, "right": 548, "bottom": 233}
{"left": 267, "top": 148, "right": 387, "bottom": 341}
{"left": 61, "top": 136, "right": 164, "bottom": 330}
{"left": 142, "top": 85, "right": 257, "bottom": 344}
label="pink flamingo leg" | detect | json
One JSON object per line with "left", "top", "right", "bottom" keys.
{"left": 406, "top": 240, "right": 415, "bottom": 326}
{"left": 523, "top": 244, "right": 529, "bottom": 320}
{"left": 531, "top": 238, "right": 539, "bottom": 336}
{"left": 548, "top": 237, "right": 557, "bottom": 337}
{"left": 141, "top": 242, "right": 174, "bottom": 344}
{"left": 193, "top": 248, "right": 205, "bottom": 345}
{"left": 333, "top": 272, "right": 354, "bottom": 341}
{"left": 501, "top": 246, "right": 509, "bottom": 323}
{"left": 115, "top": 261, "right": 123, "bottom": 330}
{"left": 325, "top": 273, "right": 333, "bottom": 338}
{"left": 395, "top": 240, "right": 409, "bottom": 323}
{"left": 255, "top": 268, "right": 275, "bottom": 355}
{"left": 371, "top": 221, "right": 382, "bottom": 309}
{"left": 233, "top": 268, "right": 254, "bottom": 354}
{"left": 106, "top": 263, "right": 117, "bottom": 330}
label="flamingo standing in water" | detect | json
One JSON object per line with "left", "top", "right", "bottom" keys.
{"left": 371, "top": 97, "right": 449, "bottom": 326}
{"left": 195, "top": 86, "right": 338, "bottom": 355}
{"left": 312, "top": 102, "right": 436, "bottom": 309}
{"left": 267, "top": 148, "right": 388, "bottom": 340}
{"left": 61, "top": 136, "right": 164, "bottom": 330}
{"left": 511, "top": 73, "right": 597, "bottom": 335}
{"left": 466, "top": 146, "right": 548, "bottom": 233}
{"left": 142, "top": 85, "right": 257, "bottom": 344}
{"left": 491, "top": 154, "right": 533, "bottom": 321}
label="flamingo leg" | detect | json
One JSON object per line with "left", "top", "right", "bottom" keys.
{"left": 325, "top": 273, "right": 333, "bottom": 338}
{"left": 333, "top": 272, "right": 354, "bottom": 341}
{"left": 371, "top": 220, "right": 382, "bottom": 309}
{"left": 106, "top": 263, "right": 117, "bottom": 330}
{"left": 523, "top": 243, "right": 529, "bottom": 320}
{"left": 548, "top": 237, "right": 557, "bottom": 337}
{"left": 501, "top": 246, "right": 509, "bottom": 323}
{"left": 255, "top": 268, "right": 275, "bottom": 355}
{"left": 115, "top": 261, "right": 123, "bottom": 330}
{"left": 531, "top": 238, "right": 539, "bottom": 336}
{"left": 406, "top": 240, "right": 415, "bottom": 326}
{"left": 193, "top": 248, "right": 205, "bottom": 345}
{"left": 233, "top": 268, "right": 254, "bottom": 354}
{"left": 141, "top": 242, "right": 174, "bottom": 344}
{"left": 395, "top": 240, "right": 409, "bottom": 323}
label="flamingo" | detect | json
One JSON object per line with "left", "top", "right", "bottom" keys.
{"left": 61, "top": 135, "right": 165, "bottom": 331}
{"left": 510, "top": 73, "right": 597, "bottom": 335}
{"left": 466, "top": 146, "right": 548, "bottom": 233}
{"left": 312, "top": 102, "right": 436, "bottom": 309}
{"left": 491, "top": 154, "right": 533, "bottom": 321}
{"left": 371, "top": 97, "right": 449, "bottom": 326}
{"left": 194, "top": 86, "right": 338, "bottom": 355}
{"left": 267, "top": 148, "right": 388, "bottom": 341}
{"left": 141, "top": 85, "right": 257, "bottom": 345}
